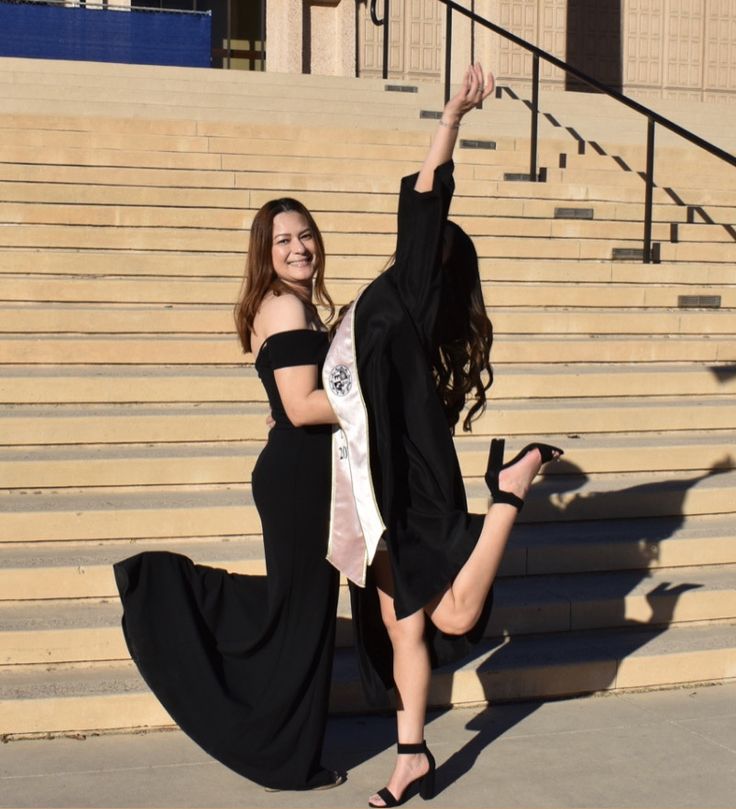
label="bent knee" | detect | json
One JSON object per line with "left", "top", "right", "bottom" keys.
{"left": 431, "top": 609, "right": 480, "bottom": 637}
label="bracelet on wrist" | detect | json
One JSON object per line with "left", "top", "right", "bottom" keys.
{"left": 438, "top": 118, "right": 460, "bottom": 130}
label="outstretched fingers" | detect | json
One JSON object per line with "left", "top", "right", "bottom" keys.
{"left": 451, "top": 63, "right": 496, "bottom": 118}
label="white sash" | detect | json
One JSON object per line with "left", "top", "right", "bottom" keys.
{"left": 322, "top": 294, "right": 385, "bottom": 587}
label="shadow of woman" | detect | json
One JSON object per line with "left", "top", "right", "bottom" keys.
{"left": 426, "top": 452, "right": 733, "bottom": 797}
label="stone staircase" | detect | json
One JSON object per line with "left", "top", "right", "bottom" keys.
{"left": 1, "top": 57, "right": 735, "bottom": 739}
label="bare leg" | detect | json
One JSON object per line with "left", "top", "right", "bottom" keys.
{"left": 368, "top": 552, "right": 432, "bottom": 807}
{"left": 426, "top": 446, "right": 553, "bottom": 635}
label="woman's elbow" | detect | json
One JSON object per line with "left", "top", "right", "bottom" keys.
{"left": 283, "top": 404, "right": 311, "bottom": 427}
{"left": 285, "top": 410, "right": 307, "bottom": 427}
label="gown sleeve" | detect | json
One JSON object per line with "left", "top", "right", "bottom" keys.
{"left": 263, "top": 329, "right": 326, "bottom": 369}
{"left": 385, "top": 160, "right": 455, "bottom": 347}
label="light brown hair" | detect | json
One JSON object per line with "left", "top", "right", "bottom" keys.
{"left": 234, "top": 198, "right": 334, "bottom": 353}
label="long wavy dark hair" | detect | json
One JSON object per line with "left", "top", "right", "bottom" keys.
{"left": 234, "top": 198, "right": 334, "bottom": 354}
{"left": 432, "top": 221, "right": 494, "bottom": 432}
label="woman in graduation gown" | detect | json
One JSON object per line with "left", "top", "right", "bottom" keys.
{"left": 114, "top": 197, "right": 346, "bottom": 791}
{"left": 323, "top": 64, "right": 562, "bottom": 806}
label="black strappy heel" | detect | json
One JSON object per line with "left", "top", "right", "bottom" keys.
{"left": 368, "top": 741, "right": 436, "bottom": 807}
{"left": 484, "top": 438, "right": 564, "bottom": 512}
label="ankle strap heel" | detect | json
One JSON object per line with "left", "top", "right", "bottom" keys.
{"left": 484, "top": 438, "right": 564, "bottom": 512}
{"left": 368, "top": 741, "right": 436, "bottom": 806}
{"left": 396, "top": 741, "right": 427, "bottom": 754}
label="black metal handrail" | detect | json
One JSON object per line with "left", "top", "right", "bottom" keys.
{"left": 371, "top": 0, "right": 736, "bottom": 263}
{"left": 369, "top": 0, "right": 390, "bottom": 83}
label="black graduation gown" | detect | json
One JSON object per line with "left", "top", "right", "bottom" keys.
{"left": 349, "top": 160, "right": 493, "bottom": 706}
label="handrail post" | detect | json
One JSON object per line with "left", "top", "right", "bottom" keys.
{"left": 530, "top": 53, "right": 540, "bottom": 181}
{"left": 444, "top": 3, "right": 452, "bottom": 105}
{"left": 370, "top": 0, "right": 390, "bottom": 79}
{"left": 226, "top": 0, "right": 232, "bottom": 69}
{"left": 382, "top": 0, "right": 390, "bottom": 80}
{"left": 643, "top": 116, "right": 655, "bottom": 263}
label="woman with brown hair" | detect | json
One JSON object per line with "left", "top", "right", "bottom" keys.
{"left": 321, "top": 64, "right": 562, "bottom": 806}
{"left": 114, "top": 196, "right": 346, "bottom": 791}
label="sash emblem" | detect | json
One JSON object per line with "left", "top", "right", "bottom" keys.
{"left": 328, "top": 365, "right": 352, "bottom": 396}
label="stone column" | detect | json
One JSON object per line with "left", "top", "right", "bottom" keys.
{"left": 265, "top": 0, "right": 304, "bottom": 74}
{"left": 306, "top": 0, "right": 356, "bottom": 77}
{"left": 265, "top": 0, "right": 356, "bottom": 77}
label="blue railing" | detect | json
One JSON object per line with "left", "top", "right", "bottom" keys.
{"left": 0, "top": 0, "right": 211, "bottom": 68}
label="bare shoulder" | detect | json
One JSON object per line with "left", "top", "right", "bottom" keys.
{"left": 253, "top": 292, "right": 309, "bottom": 344}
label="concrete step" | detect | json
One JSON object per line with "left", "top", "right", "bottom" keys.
{"left": 3, "top": 276, "right": 734, "bottom": 308}
{"left": 3, "top": 397, "right": 735, "bottom": 445}
{"left": 1, "top": 76, "right": 732, "bottom": 164}
{"left": 3, "top": 565, "right": 734, "bottom": 667}
{"left": 1, "top": 432, "right": 734, "bottom": 490}
{"left": 0, "top": 202, "right": 700, "bottom": 242}
{"left": 1, "top": 145, "right": 531, "bottom": 179}
{"left": 2, "top": 512, "right": 735, "bottom": 602}
{"left": 2, "top": 364, "right": 734, "bottom": 405}
{"left": 0, "top": 56, "right": 398, "bottom": 90}
{"left": 2, "top": 61, "right": 734, "bottom": 151}
{"left": 0, "top": 250, "right": 244, "bottom": 278}
{"left": 4, "top": 91, "right": 712, "bottom": 153}
{"left": 3, "top": 220, "right": 716, "bottom": 255}
{"left": 2, "top": 620, "right": 735, "bottom": 736}
{"left": 0, "top": 109, "right": 438, "bottom": 146}
{"left": 475, "top": 156, "right": 736, "bottom": 191}
{"left": 2, "top": 305, "right": 736, "bottom": 337}
{"left": 4, "top": 159, "right": 727, "bottom": 205}
{"left": 5, "top": 158, "right": 734, "bottom": 211}
{"left": 3, "top": 57, "right": 733, "bottom": 142}
{"left": 0, "top": 100, "right": 697, "bottom": 157}
{"left": 0, "top": 581, "right": 350, "bottom": 658}
{"left": 428, "top": 620, "right": 736, "bottom": 706}
{"left": 1, "top": 251, "right": 732, "bottom": 287}
{"left": 0, "top": 537, "right": 267, "bottom": 601}
{"left": 0, "top": 91, "right": 577, "bottom": 135}
{"left": 4, "top": 181, "right": 725, "bottom": 226}
{"left": 3, "top": 332, "right": 734, "bottom": 364}
{"left": 7, "top": 202, "right": 730, "bottom": 247}
{"left": 1, "top": 468, "right": 734, "bottom": 542}
{"left": 0, "top": 82, "right": 429, "bottom": 123}
{"left": 503, "top": 84, "right": 736, "bottom": 151}
{"left": 484, "top": 260, "right": 736, "bottom": 285}
{"left": 0, "top": 138, "right": 550, "bottom": 171}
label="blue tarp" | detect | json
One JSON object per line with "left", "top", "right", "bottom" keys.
{"left": 0, "top": 2, "right": 211, "bottom": 67}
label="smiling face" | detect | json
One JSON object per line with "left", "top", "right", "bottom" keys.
{"left": 271, "top": 211, "right": 317, "bottom": 291}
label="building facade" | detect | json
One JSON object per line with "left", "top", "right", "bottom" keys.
{"left": 36, "top": 0, "right": 736, "bottom": 102}
{"left": 290, "top": 0, "right": 736, "bottom": 103}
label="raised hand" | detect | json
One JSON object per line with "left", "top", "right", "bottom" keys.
{"left": 415, "top": 63, "right": 496, "bottom": 191}
{"left": 442, "top": 63, "right": 495, "bottom": 127}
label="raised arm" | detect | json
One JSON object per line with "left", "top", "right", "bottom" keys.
{"left": 415, "top": 64, "right": 495, "bottom": 192}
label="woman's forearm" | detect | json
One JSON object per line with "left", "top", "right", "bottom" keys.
{"left": 285, "top": 389, "right": 338, "bottom": 427}
{"left": 274, "top": 364, "right": 338, "bottom": 427}
{"left": 414, "top": 116, "right": 461, "bottom": 192}
{"left": 415, "top": 64, "right": 495, "bottom": 193}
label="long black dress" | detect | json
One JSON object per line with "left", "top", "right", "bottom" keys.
{"left": 114, "top": 329, "right": 339, "bottom": 790}
{"left": 348, "top": 161, "right": 493, "bottom": 706}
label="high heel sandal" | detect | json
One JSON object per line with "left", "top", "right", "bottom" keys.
{"left": 484, "top": 438, "right": 563, "bottom": 512}
{"left": 368, "top": 741, "right": 436, "bottom": 807}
